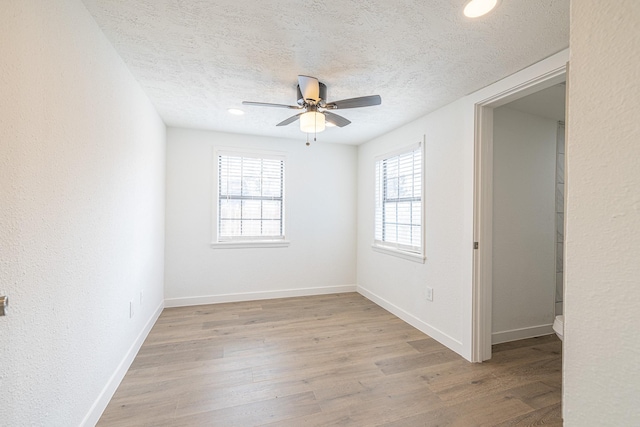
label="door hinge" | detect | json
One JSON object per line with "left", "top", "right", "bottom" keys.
{"left": 474, "top": 242, "right": 479, "bottom": 250}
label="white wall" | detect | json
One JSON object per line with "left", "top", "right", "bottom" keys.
{"left": 565, "top": 2, "right": 640, "bottom": 425}
{"left": 164, "top": 128, "right": 357, "bottom": 305}
{"left": 357, "top": 50, "right": 569, "bottom": 361}
{"left": 0, "top": 1, "right": 166, "bottom": 425}
{"left": 357, "top": 100, "right": 470, "bottom": 355}
{"left": 491, "top": 107, "right": 557, "bottom": 343}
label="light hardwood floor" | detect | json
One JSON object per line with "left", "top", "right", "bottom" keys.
{"left": 98, "top": 293, "right": 562, "bottom": 426}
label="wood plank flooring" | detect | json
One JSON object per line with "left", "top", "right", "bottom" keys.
{"left": 98, "top": 293, "right": 562, "bottom": 426}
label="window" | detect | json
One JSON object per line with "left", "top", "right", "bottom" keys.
{"left": 214, "top": 150, "right": 287, "bottom": 247}
{"left": 374, "top": 142, "right": 424, "bottom": 260}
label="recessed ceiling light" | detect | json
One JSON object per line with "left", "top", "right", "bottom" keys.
{"left": 464, "top": 0, "right": 498, "bottom": 18}
{"left": 227, "top": 108, "right": 245, "bottom": 115}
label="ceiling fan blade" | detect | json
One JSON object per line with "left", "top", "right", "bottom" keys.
{"left": 323, "top": 111, "right": 351, "bottom": 127}
{"left": 325, "top": 95, "right": 382, "bottom": 110}
{"left": 242, "top": 101, "right": 300, "bottom": 109}
{"left": 276, "top": 112, "right": 304, "bottom": 127}
{"left": 298, "top": 75, "right": 320, "bottom": 102}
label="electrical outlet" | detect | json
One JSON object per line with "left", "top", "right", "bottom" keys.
{"left": 426, "top": 287, "right": 434, "bottom": 302}
{"left": 129, "top": 300, "right": 134, "bottom": 318}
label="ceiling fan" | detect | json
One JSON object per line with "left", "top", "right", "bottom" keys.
{"left": 242, "top": 75, "right": 382, "bottom": 134}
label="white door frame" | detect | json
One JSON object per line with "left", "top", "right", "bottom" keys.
{"left": 472, "top": 64, "right": 567, "bottom": 362}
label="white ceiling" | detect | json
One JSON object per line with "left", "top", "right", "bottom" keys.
{"left": 506, "top": 83, "right": 566, "bottom": 122}
{"left": 82, "top": 0, "right": 569, "bottom": 145}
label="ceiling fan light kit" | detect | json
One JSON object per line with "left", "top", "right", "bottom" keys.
{"left": 300, "top": 111, "right": 325, "bottom": 133}
{"left": 242, "top": 75, "right": 382, "bottom": 139}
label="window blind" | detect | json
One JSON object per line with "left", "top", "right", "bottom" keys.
{"left": 218, "top": 153, "right": 285, "bottom": 241}
{"left": 374, "top": 143, "right": 422, "bottom": 253}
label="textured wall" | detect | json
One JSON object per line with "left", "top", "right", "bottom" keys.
{"left": 492, "top": 107, "right": 557, "bottom": 342}
{"left": 0, "top": 1, "right": 166, "bottom": 425}
{"left": 565, "top": 1, "right": 640, "bottom": 425}
{"left": 164, "top": 128, "right": 357, "bottom": 304}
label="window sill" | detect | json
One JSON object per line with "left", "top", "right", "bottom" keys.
{"left": 210, "top": 240, "right": 290, "bottom": 249}
{"left": 371, "top": 244, "right": 426, "bottom": 263}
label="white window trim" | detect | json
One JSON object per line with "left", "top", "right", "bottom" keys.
{"left": 211, "top": 147, "right": 289, "bottom": 248}
{"left": 371, "top": 244, "right": 426, "bottom": 263}
{"left": 372, "top": 138, "right": 426, "bottom": 262}
{"left": 211, "top": 240, "right": 290, "bottom": 249}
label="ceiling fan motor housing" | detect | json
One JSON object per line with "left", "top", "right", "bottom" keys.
{"left": 297, "top": 82, "right": 327, "bottom": 106}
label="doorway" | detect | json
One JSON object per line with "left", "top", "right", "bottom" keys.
{"left": 472, "top": 66, "right": 567, "bottom": 361}
{"left": 491, "top": 86, "right": 565, "bottom": 344}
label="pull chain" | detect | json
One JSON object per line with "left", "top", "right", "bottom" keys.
{"left": 313, "top": 113, "right": 318, "bottom": 143}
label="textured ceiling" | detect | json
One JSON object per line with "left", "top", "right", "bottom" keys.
{"left": 81, "top": 0, "right": 569, "bottom": 145}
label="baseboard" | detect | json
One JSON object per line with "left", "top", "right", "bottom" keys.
{"left": 492, "top": 324, "right": 554, "bottom": 345}
{"left": 81, "top": 300, "right": 164, "bottom": 427}
{"left": 164, "top": 284, "right": 358, "bottom": 308}
{"left": 356, "top": 286, "right": 466, "bottom": 359}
